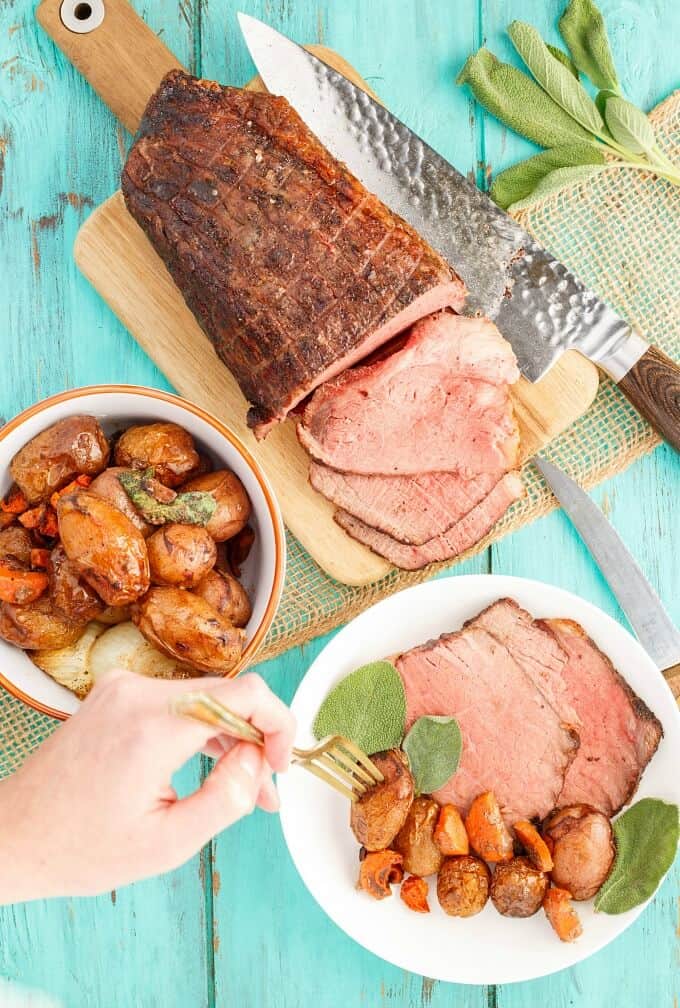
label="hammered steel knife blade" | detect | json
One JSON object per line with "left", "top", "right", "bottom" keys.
{"left": 238, "top": 13, "right": 680, "bottom": 452}
{"left": 535, "top": 455, "right": 680, "bottom": 700}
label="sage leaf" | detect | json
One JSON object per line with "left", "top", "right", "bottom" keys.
{"left": 456, "top": 48, "right": 592, "bottom": 150}
{"left": 491, "top": 142, "right": 605, "bottom": 209}
{"left": 507, "top": 163, "right": 607, "bottom": 212}
{"left": 508, "top": 20, "right": 604, "bottom": 136}
{"left": 547, "top": 44, "right": 579, "bottom": 78}
{"left": 313, "top": 660, "right": 406, "bottom": 755}
{"left": 604, "top": 95, "right": 656, "bottom": 154}
{"left": 594, "top": 798, "right": 679, "bottom": 914}
{"left": 559, "top": 0, "right": 620, "bottom": 92}
{"left": 117, "top": 468, "right": 217, "bottom": 526}
{"left": 402, "top": 716, "right": 462, "bottom": 795}
{"left": 595, "top": 87, "right": 618, "bottom": 120}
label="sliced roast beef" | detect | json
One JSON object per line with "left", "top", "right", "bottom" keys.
{"left": 396, "top": 625, "right": 580, "bottom": 822}
{"left": 541, "top": 619, "right": 663, "bottom": 815}
{"left": 467, "top": 598, "right": 580, "bottom": 729}
{"left": 122, "top": 70, "right": 466, "bottom": 437}
{"left": 335, "top": 472, "right": 524, "bottom": 570}
{"left": 309, "top": 464, "right": 498, "bottom": 546}
{"left": 298, "top": 312, "right": 520, "bottom": 475}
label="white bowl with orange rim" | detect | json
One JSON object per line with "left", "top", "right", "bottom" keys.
{"left": 0, "top": 385, "right": 286, "bottom": 718}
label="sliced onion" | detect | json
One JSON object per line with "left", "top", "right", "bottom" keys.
{"left": 33, "top": 622, "right": 107, "bottom": 699}
{"left": 89, "top": 621, "right": 192, "bottom": 682}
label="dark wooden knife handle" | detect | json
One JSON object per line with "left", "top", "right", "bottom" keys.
{"left": 618, "top": 345, "right": 680, "bottom": 453}
{"left": 664, "top": 661, "right": 680, "bottom": 707}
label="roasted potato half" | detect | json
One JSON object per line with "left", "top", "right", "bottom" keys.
{"left": 114, "top": 423, "right": 199, "bottom": 488}
{"left": 543, "top": 804, "right": 615, "bottom": 900}
{"left": 394, "top": 797, "right": 444, "bottom": 877}
{"left": 350, "top": 749, "right": 414, "bottom": 851}
{"left": 10, "top": 415, "right": 109, "bottom": 504}
{"left": 57, "top": 490, "right": 150, "bottom": 607}
{"left": 48, "top": 544, "right": 105, "bottom": 624}
{"left": 147, "top": 524, "right": 217, "bottom": 588}
{"left": 181, "top": 470, "right": 251, "bottom": 542}
{"left": 0, "top": 595, "right": 85, "bottom": 650}
{"left": 437, "top": 855, "right": 490, "bottom": 918}
{"left": 193, "top": 569, "right": 252, "bottom": 627}
{"left": 132, "top": 586, "right": 246, "bottom": 674}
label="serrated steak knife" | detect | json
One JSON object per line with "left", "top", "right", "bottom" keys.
{"left": 535, "top": 455, "right": 680, "bottom": 701}
{"left": 238, "top": 14, "right": 680, "bottom": 452}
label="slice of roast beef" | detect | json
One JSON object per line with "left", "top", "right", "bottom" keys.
{"left": 467, "top": 598, "right": 580, "bottom": 730}
{"left": 335, "top": 472, "right": 524, "bottom": 570}
{"left": 309, "top": 464, "right": 499, "bottom": 546}
{"left": 396, "top": 625, "right": 580, "bottom": 822}
{"left": 122, "top": 70, "right": 466, "bottom": 437}
{"left": 540, "top": 618, "right": 663, "bottom": 815}
{"left": 298, "top": 312, "right": 520, "bottom": 475}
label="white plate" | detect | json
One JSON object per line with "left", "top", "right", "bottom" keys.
{"left": 278, "top": 575, "right": 680, "bottom": 985}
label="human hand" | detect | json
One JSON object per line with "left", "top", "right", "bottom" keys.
{"left": 0, "top": 669, "right": 295, "bottom": 903}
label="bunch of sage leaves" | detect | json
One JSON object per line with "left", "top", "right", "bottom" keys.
{"left": 457, "top": 0, "right": 680, "bottom": 211}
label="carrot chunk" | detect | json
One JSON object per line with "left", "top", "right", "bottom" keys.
{"left": 465, "top": 791, "right": 514, "bottom": 864}
{"left": 20, "top": 505, "right": 59, "bottom": 538}
{"left": 543, "top": 886, "right": 583, "bottom": 942}
{"left": 514, "top": 819, "right": 554, "bottom": 872}
{"left": 0, "top": 564, "right": 49, "bottom": 605}
{"left": 18, "top": 506, "right": 45, "bottom": 529}
{"left": 434, "top": 804, "right": 469, "bottom": 856}
{"left": 1, "top": 485, "right": 29, "bottom": 515}
{"left": 400, "top": 875, "right": 430, "bottom": 913}
{"left": 357, "top": 850, "right": 404, "bottom": 900}
{"left": 30, "top": 548, "right": 51, "bottom": 570}
{"left": 50, "top": 474, "right": 92, "bottom": 510}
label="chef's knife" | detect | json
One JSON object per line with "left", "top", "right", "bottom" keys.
{"left": 534, "top": 454, "right": 680, "bottom": 700}
{"left": 238, "top": 14, "right": 680, "bottom": 453}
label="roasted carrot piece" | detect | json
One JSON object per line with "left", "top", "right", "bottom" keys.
{"left": 1, "top": 485, "right": 29, "bottom": 515}
{"left": 465, "top": 792, "right": 514, "bottom": 864}
{"left": 514, "top": 819, "right": 554, "bottom": 872}
{"left": 18, "top": 506, "right": 45, "bottom": 530}
{"left": 357, "top": 850, "right": 404, "bottom": 900}
{"left": 0, "top": 512, "right": 16, "bottom": 531}
{"left": 0, "top": 564, "right": 49, "bottom": 605}
{"left": 434, "top": 804, "right": 469, "bottom": 856}
{"left": 39, "top": 506, "right": 59, "bottom": 538}
{"left": 30, "top": 548, "right": 51, "bottom": 570}
{"left": 400, "top": 875, "right": 430, "bottom": 913}
{"left": 543, "top": 887, "right": 583, "bottom": 942}
{"left": 49, "top": 474, "right": 92, "bottom": 511}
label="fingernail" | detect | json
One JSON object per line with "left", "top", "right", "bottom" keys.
{"left": 237, "top": 744, "right": 261, "bottom": 780}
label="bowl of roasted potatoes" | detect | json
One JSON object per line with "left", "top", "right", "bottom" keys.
{"left": 0, "top": 386, "right": 285, "bottom": 717}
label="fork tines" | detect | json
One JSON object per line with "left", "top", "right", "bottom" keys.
{"left": 294, "top": 735, "right": 384, "bottom": 801}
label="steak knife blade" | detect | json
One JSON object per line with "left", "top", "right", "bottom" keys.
{"left": 238, "top": 13, "right": 680, "bottom": 452}
{"left": 535, "top": 455, "right": 680, "bottom": 696}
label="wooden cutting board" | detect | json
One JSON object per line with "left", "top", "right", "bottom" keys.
{"left": 37, "top": 0, "right": 599, "bottom": 586}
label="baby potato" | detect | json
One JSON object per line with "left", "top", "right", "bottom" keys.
{"left": 0, "top": 595, "right": 85, "bottom": 650}
{"left": 543, "top": 804, "right": 615, "bottom": 900}
{"left": 114, "top": 423, "right": 199, "bottom": 488}
{"left": 10, "top": 415, "right": 110, "bottom": 504}
{"left": 181, "top": 470, "right": 251, "bottom": 542}
{"left": 48, "top": 544, "right": 104, "bottom": 623}
{"left": 147, "top": 524, "right": 217, "bottom": 587}
{"left": 489, "top": 856, "right": 548, "bottom": 917}
{"left": 437, "top": 856, "right": 490, "bottom": 918}
{"left": 0, "top": 527, "right": 33, "bottom": 567}
{"left": 89, "top": 467, "right": 153, "bottom": 537}
{"left": 193, "top": 569, "right": 252, "bottom": 627}
{"left": 350, "top": 749, "right": 414, "bottom": 851}
{"left": 132, "top": 586, "right": 246, "bottom": 673}
{"left": 57, "top": 490, "right": 150, "bottom": 607}
{"left": 395, "top": 797, "right": 444, "bottom": 877}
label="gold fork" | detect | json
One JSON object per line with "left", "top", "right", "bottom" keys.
{"left": 172, "top": 691, "right": 384, "bottom": 801}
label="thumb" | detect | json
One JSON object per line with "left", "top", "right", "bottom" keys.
{"left": 169, "top": 742, "right": 265, "bottom": 850}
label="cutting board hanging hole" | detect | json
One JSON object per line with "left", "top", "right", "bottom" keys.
{"left": 60, "top": 0, "right": 104, "bottom": 33}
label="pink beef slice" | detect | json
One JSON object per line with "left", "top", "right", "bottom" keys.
{"left": 334, "top": 472, "right": 524, "bottom": 570}
{"left": 297, "top": 312, "right": 520, "bottom": 476}
{"left": 309, "top": 464, "right": 499, "bottom": 546}
{"left": 467, "top": 598, "right": 580, "bottom": 730}
{"left": 396, "top": 624, "right": 580, "bottom": 822}
{"left": 541, "top": 619, "right": 663, "bottom": 815}
{"left": 122, "top": 71, "right": 466, "bottom": 438}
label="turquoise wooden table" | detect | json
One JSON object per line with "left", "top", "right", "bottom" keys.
{"left": 0, "top": 0, "right": 678, "bottom": 1003}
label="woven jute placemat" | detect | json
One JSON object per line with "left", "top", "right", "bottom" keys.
{"left": 1, "top": 93, "right": 678, "bottom": 778}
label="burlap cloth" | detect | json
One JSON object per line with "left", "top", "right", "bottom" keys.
{"left": 1, "top": 93, "right": 678, "bottom": 777}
